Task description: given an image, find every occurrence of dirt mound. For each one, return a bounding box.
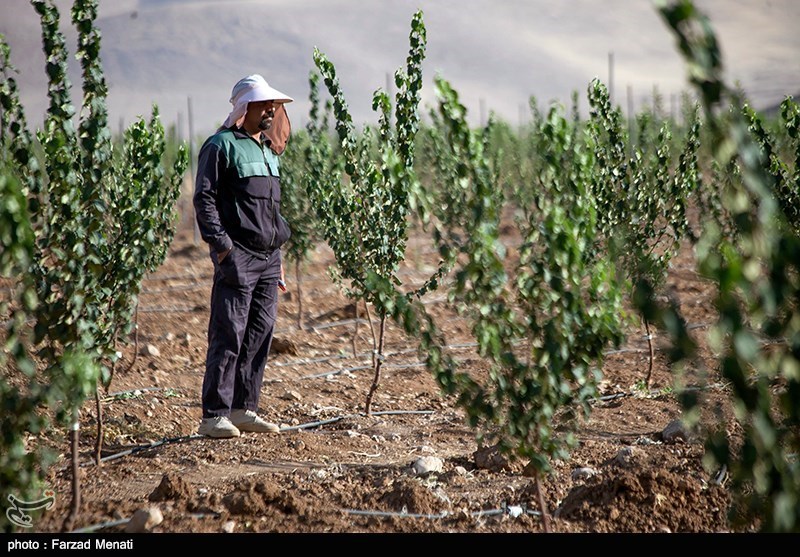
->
[556,467,730,532]
[149,473,193,502]
[222,480,293,515]
[380,477,448,515]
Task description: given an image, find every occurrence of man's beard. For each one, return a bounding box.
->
[258,117,272,130]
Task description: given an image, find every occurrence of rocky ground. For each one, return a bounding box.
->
[15,212,750,535]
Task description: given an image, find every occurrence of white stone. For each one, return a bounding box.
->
[124,507,163,533]
[140,344,160,357]
[571,467,599,481]
[221,521,236,533]
[412,456,444,475]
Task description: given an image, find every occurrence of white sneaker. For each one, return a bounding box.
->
[198,416,241,438]
[230,409,280,433]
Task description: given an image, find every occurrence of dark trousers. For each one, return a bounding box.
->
[201,247,279,418]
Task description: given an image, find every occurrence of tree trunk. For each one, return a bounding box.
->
[295,259,304,330]
[124,302,140,375]
[535,472,552,533]
[62,421,81,532]
[364,314,386,415]
[351,301,359,357]
[93,389,103,466]
[364,300,377,370]
[644,317,654,388]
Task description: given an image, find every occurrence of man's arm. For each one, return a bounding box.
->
[193,142,233,257]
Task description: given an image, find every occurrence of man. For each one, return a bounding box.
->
[193,74,293,438]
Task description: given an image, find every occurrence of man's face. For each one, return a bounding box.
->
[245,100,277,131]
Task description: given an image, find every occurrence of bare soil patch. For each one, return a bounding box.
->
[24,213,748,534]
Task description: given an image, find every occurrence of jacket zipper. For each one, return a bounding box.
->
[262,142,278,248]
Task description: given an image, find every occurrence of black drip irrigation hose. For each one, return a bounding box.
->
[279,410,434,432]
[343,501,541,520]
[71,512,223,534]
[139,305,206,314]
[587,381,728,406]
[70,518,130,534]
[274,353,351,367]
[301,364,373,380]
[140,284,207,295]
[103,386,182,401]
[143,272,210,282]
[310,318,370,331]
[604,348,647,356]
[301,361,428,380]
[87,410,435,462]
[278,416,348,433]
[592,392,630,403]
[276,342,478,371]
[344,509,450,520]
[87,433,203,465]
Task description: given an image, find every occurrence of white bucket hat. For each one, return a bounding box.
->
[222,74,294,154]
